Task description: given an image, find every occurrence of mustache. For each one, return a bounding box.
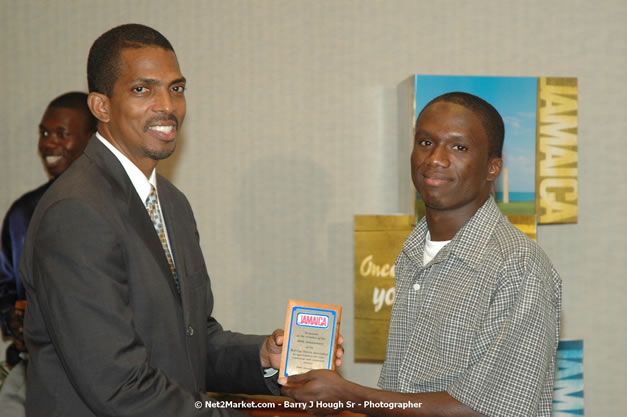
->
[143,114,179,131]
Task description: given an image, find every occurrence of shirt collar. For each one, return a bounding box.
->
[436,198,501,271]
[403,198,501,271]
[96,132,157,203]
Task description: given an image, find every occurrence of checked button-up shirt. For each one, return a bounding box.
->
[379,198,561,417]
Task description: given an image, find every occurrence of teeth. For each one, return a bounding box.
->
[150,126,174,134]
[46,155,62,164]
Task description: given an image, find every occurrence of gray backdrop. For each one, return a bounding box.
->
[1,1,624,415]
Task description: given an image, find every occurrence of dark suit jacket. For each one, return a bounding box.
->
[0,180,52,335]
[21,137,273,417]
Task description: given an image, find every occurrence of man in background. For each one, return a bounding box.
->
[0,91,95,413]
[282,92,561,417]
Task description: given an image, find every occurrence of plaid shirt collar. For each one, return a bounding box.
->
[403,197,501,271]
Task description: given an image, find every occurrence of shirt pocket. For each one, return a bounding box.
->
[434,313,476,369]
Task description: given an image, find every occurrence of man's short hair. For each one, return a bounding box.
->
[418,92,505,158]
[87,23,174,97]
[48,91,97,133]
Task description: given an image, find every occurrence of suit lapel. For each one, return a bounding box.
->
[84,138,181,300]
[128,192,181,300]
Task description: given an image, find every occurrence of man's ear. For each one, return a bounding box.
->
[486,157,503,182]
[87,92,110,123]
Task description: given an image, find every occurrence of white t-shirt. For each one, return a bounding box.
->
[423,231,451,266]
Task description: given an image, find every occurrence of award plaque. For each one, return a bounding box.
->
[279,299,342,377]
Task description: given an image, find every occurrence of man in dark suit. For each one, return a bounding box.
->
[20,24,286,417]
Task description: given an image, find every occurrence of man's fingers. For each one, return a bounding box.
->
[271,329,284,348]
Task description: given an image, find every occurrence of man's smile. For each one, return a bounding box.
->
[420,172,453,186]
[44,154,64,165]
[147,124,177,140]
[145,115,179,141]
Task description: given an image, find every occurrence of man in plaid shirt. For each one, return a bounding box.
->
[282,92,561,417]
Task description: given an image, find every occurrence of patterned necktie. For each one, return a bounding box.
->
[145,186,180,292]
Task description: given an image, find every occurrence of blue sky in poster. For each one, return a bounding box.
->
[414,75,537,195]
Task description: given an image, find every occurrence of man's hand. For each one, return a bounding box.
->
[7,306,26,352]
[281,371,486,417]
[334,334,344,368]
[280,369,349,416]
[260,329,284,369]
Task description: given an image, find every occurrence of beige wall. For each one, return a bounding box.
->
[2,0,625,414]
